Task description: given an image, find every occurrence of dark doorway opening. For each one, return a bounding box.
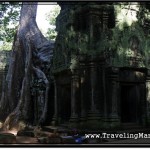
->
[60,84,71,124]
[121,84,139,123]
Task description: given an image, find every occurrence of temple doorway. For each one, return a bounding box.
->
[60,84,71,124]
[120,84,140,123]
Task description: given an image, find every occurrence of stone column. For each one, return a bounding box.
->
[146,70,150,125]
[88,11,102,49]
[140,83,146,126]
[110,81,119,118]
[89,61,98,112]
[102,66,108,126]
[87,59,101,129]
[51,79,59,126]
[79,60,87,127]
[108,67,120,128]
[69,69,79,127]
[98,60,105,118]
[89,15,94,48]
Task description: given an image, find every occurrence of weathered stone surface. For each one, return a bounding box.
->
[16,136,38,144]
[17,130,35,137]
[42,126,69,136]
[35,131,57,138]
[37,137,48,143]
[41,126,58,133]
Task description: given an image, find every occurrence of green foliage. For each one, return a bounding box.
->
[0,50,11,68]
[53,2,150,70]
[45,5,60,26]
[45,5,60,41]
[0,2,21,50]
[137,2,150,27]
[94,31,110,54]
[70,55,79,71]
[0,42,12,51]
[68,29,88,54]
[104,3,150,68]
[46,27,57,40]
[110,22,150,68]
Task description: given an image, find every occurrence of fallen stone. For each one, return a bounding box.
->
[0,133,16,144]
[41,126,58,133]
[16,136,38,144]
[17,130,35,137]
[35,130,56,138]
[37,137,48,143]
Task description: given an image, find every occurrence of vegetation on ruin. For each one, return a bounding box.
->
[0,2,149,132]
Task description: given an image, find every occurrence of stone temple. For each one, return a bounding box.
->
[1,2,150,131]
[50,2,150,130]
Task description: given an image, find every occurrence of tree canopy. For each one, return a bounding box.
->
[0,2,21,50]
[45,5,60,41]
[0,3,60,50]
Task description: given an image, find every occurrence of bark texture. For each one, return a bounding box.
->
[0,2,53,130]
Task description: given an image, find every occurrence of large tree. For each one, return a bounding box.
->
[0,2,53,130]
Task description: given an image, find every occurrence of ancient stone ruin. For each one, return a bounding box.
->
[1,2,150,132]
[51,2,150,130]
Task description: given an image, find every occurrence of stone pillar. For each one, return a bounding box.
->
[146,70,150,125]
[105,67,120,128]
[69,69,79,127]
[98,60,106,119]
[111,81,119,118]
[89,61,98,112]
[140,83,147,126]
[51,79,59,126]
[102,66,108,125]
[88,11,102,49]
[89,15,94,48]
[87,59,101,129]
[79,59,87,127]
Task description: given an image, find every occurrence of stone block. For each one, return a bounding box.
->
[17,130,35,137]
[0,133,16,144]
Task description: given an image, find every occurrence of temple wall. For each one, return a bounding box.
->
[0,50,11,98]
[51,2,150,129]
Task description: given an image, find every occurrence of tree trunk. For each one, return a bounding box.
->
[0,2,53,130]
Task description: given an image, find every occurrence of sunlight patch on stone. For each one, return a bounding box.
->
[116,3,139,28]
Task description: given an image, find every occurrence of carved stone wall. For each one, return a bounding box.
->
[0,50,11,98]
[51,2,150,129]
[53,3,115,73]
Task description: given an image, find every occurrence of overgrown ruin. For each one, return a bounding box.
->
[51,2,150,129]
[0,2,150,132]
